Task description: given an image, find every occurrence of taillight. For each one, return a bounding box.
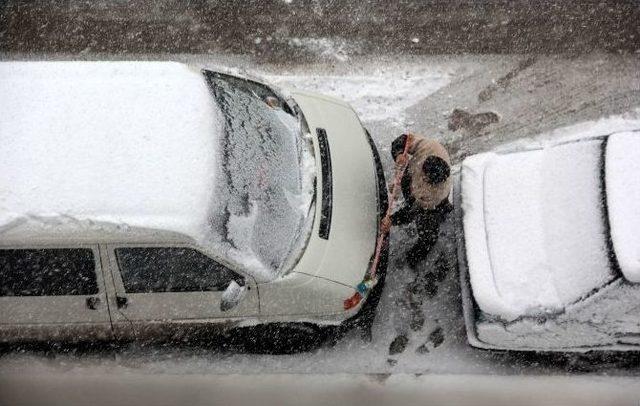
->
[343,292,362,310]
[343,277,377,310]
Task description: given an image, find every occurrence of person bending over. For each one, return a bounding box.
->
[382,133,453,268]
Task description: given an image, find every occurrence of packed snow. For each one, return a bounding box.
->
[494,108,640,153]
[461,139,614,321]
[605,131,640,283]
[264,67,452,124]
[0,61,222,245]
[477,278,640,350]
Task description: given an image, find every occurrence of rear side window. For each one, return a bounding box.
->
[0,249,98,296]
[115,247,240,293]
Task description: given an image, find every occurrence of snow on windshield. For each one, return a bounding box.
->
[205,72,315,281]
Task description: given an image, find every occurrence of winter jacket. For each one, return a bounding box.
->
[391,134,452,211]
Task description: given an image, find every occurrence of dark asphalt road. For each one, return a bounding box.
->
[1,0,639,61]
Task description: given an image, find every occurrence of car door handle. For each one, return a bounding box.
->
[86,296,101,310]
[116,295,128,309]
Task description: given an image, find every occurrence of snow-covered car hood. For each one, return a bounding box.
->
[605,132,640,283]
[460,138,616,321]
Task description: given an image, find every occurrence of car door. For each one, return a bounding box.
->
[104,244,259,342]
[0,245,112,343]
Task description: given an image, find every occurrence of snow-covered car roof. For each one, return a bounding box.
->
[0,62,223,247]
[460,138,618,321]
[605,132,640,283]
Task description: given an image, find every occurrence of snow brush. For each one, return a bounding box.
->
[344,134,414,310]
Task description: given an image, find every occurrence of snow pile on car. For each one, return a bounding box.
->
[461,139,615,321]
[605,131,640,282]
[0,61,223,246]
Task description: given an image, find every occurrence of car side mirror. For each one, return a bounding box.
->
[220,279,247,312]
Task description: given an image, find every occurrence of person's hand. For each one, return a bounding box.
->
[380,216,392,234]
[394,152,403,164]
[395,153,409,166]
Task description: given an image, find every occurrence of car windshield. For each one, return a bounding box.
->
[204,71,316,280]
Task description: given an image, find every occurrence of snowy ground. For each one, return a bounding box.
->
[1,52,640,379]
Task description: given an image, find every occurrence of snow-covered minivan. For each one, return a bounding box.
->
[0,62,388,347]
[455,131,640,351]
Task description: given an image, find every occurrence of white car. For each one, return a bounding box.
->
[455,131,640,351]
[0,62,388,348]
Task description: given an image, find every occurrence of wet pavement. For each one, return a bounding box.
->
[1,0,639,62]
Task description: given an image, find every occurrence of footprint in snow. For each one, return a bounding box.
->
[416,326,445,355]
[388,334,409,356]
[429,326,445,347]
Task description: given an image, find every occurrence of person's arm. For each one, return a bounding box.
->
[392,133,428,160]
[391,134,409,162]
[390,160,416,226]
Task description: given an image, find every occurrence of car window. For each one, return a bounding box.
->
[0,248,98,296]
[114,247,241,293]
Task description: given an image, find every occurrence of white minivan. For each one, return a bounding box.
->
[0,62,388,348]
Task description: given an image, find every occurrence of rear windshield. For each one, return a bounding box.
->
[204,72,315,278]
